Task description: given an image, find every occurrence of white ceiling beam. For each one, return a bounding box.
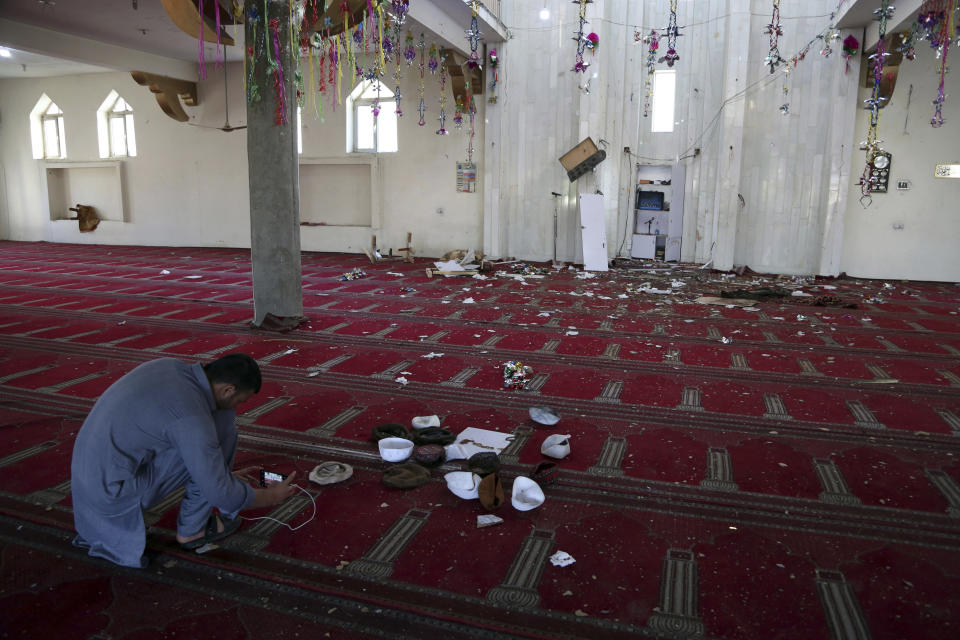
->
[0,18,196,81]
[408,0,508,58]
[836,0,924,51]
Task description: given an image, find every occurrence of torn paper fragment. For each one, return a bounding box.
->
[394,376,409,385]
[550,551,576,567]
[565,330,579,336]
[387,271,404,276]
[791,290,813,297]
[462,297,475,304]
[477,514,504,528]
[421,352,444,359]
[160,269,171,275]
[184,275,202,279]
[433,259,464,271]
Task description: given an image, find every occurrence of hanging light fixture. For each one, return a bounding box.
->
[539,2,550,21]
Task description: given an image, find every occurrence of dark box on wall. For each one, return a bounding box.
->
[559,137,607,181]
[636,189,664,211]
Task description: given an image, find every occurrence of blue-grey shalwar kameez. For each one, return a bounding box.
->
[71,358,254,568]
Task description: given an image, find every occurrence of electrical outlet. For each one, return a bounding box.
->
[892,222,904,230]
[436,207,444,215]
[896,180,910,190]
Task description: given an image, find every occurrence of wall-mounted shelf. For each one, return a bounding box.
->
[40,160,125,224]
[631,164,685,261]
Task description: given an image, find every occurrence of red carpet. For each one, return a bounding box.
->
[1,240,959,639]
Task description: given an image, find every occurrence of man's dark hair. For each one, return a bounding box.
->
[203,353,262,393]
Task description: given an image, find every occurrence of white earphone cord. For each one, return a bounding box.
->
[240,484,317,531]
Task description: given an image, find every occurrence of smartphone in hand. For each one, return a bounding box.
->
[259,469,288,487]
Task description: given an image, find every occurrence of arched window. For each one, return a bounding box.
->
[29,94,66,159]
[347,80,398,153]
[97,91,137,158]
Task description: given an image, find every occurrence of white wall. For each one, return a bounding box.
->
[840,43,960,281]
[0,53,484,258]
[0,68,251,247]
[2,1,958,281]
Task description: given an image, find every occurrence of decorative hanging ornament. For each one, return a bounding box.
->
[437,49,448,135]
[465,80,476,162]
[454,95,464,129]
[417,32,426,126]
[268,18,288,126]
[858,0,894,204]
[842,34,860,73]
[572,0,592,73]
[466,1,483,69]
[586,33,599,51]
[763,0,785,73]
[488,47,499,104]
[923,0,953,127]
[643,30,660,118]
[658,0,681,67]
[404,30,416,65]
[818,28,840,57]
[428,44,439,73]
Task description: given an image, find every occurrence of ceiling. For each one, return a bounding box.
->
[0,0,506,79]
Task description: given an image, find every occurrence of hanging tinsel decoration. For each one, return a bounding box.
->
[331,34,341,106]
[197,0,207,79]
[818,26,840,58]
[454,95,464,129]
[488,47,499,104]
[404,30,416,65]
[572,0,591,73]
[918,0,954,127]
[465,80,476,162]
[859,0,894,202]
[437,50,448,135]
[658,0,681,67]
[246,5,262,104]
[417,32,427,126]
[466,1,483,69]
[269,18,288,125]
[898,29,917,61]
[764,0,785,73]
[842,34,859,73]
[642,30,660,118]
[214,0,223,68]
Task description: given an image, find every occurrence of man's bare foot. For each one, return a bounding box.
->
[176,513,225,544]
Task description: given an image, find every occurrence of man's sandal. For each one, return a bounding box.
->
[180,513,242,550]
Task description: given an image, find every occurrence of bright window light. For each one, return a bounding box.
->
[347,80,398,153]
[0,48,12,58]
[651,69,676,133]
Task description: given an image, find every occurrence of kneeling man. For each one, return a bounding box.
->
[71,353,295,568]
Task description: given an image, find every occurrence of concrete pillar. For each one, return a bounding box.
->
[245,0,304,328]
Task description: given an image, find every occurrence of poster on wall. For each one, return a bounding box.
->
[457,162,477,193]
[934,163,960,178]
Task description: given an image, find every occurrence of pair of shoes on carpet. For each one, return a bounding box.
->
[180,513,242,550]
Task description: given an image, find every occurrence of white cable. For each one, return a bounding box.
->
[240,483,317,531]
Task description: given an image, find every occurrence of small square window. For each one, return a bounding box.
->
[651,70,677,133]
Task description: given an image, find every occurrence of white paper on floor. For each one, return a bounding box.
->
[452,427,514,458]
[550,551,576,567]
